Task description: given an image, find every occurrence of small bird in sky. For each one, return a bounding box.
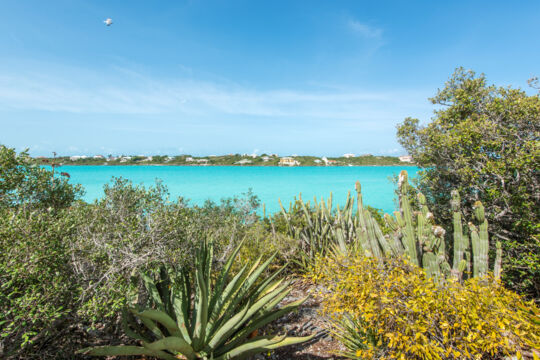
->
[104,18,113,26]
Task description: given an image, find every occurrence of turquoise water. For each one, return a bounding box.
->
[56,166,418,214]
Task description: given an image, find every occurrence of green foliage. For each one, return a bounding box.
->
[396,68,540,298]
[0,145,83,211]
[80,240,312,359]
[70,178,267,321]
[0,208,80,356]
[310,253,540,359]
[0,170,282,356]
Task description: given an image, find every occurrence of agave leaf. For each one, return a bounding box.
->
[214,335,286,360]
[130,307,164,339]
[207,300,251,349]
[207,283,290,350]
[171,283,191,342]
[208,238,246,317]
[229,253,277,307]
[217,334,315,360]
[249,263,287,300]
[121,308,148,342]
[144,336,196,359]
[192,252,209,350]
[133,309,182,337]
[220,295,308,354]
[78,345,178,360]
[263,334,315,350]
[207,263,249,333]
[141,272,166,312]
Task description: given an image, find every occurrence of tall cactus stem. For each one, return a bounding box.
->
[398,171,419,266]
[451,190,467,276]
[494,241,502,280]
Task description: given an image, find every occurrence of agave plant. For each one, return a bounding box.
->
[79,240,312,359]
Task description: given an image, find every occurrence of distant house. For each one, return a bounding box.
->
[399,155,413,163]
[261,156,271,162]
[196,159,209,164]
[314,159,322,164]
[279,157,300,166]
[70,156,81,161]
[321,156,336,165]
[120,156,132,163]
[93,155,104,159]
[235,159,252,165]
[185,157,194,162]
[141,156,153,162]
[343,153,355,158]
[165,156,174,162]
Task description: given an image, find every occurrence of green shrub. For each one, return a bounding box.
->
[0,145,83,211]
[0,208,80,356]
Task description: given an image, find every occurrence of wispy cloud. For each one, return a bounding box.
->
[0,65,428,125]
[347,20,383,40]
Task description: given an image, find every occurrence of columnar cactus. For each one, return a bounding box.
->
[279,170,502,281]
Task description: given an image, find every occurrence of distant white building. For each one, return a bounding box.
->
[93,155,104,159]
[279,157,300,166]
[261,156,271,162]
[196,159,209,164]
[141,156,153,162]
[399,155,413,163]
[165,156,174,162]
[343,153,355,158]
[185,157,194,162]
[235,159,252,165]
[314,159,322,164]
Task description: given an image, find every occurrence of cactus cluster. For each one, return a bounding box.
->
[280,170,502,281]
[79,240,312,359]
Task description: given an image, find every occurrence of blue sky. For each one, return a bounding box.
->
[1,0,539,156]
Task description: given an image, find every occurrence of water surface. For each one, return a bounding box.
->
[58,166,419,214]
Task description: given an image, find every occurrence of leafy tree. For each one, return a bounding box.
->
[0,145,83,211]
[397,68,539,299]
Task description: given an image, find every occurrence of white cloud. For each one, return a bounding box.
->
[0,66,429,125]
[348,20,383,39]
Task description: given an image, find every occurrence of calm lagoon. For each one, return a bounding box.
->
[58,165,419,214]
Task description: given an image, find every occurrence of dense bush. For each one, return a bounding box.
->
[0,208,80,357]
[396,68,540,298]
[310,254,540,359]
[0,145,83,211]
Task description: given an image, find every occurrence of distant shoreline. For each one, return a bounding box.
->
[36,154,416,167]
[48,163,418,168]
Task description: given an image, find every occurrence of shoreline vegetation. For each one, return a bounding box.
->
[34,153,416,167]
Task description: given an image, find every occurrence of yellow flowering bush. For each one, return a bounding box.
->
[309,254,540,359]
